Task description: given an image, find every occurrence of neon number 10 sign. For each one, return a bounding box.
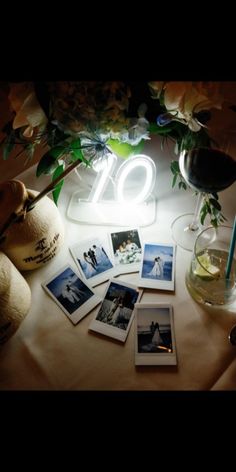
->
[68,153,157,226]
[88,154,156,205]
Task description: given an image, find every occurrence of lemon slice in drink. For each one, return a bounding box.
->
[194,253,220,280]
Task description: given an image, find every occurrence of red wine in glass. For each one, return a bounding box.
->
[171,147,236,251]
[179,147,236,193]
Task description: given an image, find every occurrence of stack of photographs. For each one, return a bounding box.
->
[70,228,143,284]
[41,228,178,360]
[69,231,176,293]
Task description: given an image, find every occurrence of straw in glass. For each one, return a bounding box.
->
[225,216,236,279]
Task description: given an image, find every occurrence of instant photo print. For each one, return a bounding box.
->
[89,278,143,342]
[109,228,142,276]
[134,303,177,365]
[70,236,114,287]
[42,265,102,325]
[138,242,176,290]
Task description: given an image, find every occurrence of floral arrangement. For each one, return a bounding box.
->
[1,81,236,226]
[147,81,236,226]
[1,81,149,204]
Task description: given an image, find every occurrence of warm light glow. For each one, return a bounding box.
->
[115,154,156,204]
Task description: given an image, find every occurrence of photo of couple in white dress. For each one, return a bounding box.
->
[71,237,113,281]
[137,307,173,353]
[95,281,139,330]
[141,244,174,281]
[45,267,94,314]
[111,229,142,265]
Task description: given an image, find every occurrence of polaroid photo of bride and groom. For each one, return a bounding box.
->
[89,278,143,342]
[70,236,114,287]
[69,228,144,286]
[138,242,176,291]
[42,265,101,325]
[134,303,177,365]
[70,230,175,291]
[108,230,176,291]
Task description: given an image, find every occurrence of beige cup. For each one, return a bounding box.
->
[0,251,31,344]
[0,180,64,270]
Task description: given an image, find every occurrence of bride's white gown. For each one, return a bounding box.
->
[62,286,80,303]
[111,305,121,324]
[148,260,161,277]
[152,327,162,346]
[84,256,97,277]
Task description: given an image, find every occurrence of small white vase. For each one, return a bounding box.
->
[0,251,31,344]
[0,180,64,270]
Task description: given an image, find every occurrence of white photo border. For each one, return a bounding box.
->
[69,235,115,287]
[134,303,177,365]
[89,278,143,342]
[42,264,102,325]
[108,227,143,276]
[138,242,176,291]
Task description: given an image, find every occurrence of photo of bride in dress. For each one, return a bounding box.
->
[43,266,94,314]
[70,237,114,286]
[42,265,101,325]
[135,303,177,365]
[138,242,176,291]
[93,280,140,331]
[148,256,164,278]
[136,306,173,353]
[143,245,172,280]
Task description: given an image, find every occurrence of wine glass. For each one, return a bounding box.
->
[171,132,236,251]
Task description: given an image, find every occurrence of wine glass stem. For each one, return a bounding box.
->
[189,193,204,231]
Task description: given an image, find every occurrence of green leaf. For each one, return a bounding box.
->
[209,198,221,211]
[172,174,178,188]
[200,206,208,225]
[107,138,144,158]
[70,148,85,162]
[36,146,66,177]
[178,181,187,190]
[220,214,227,221]
[24,143,36,163]
[52,164,65,205]
[170,160,179,174]
[69,138,83,159]
[70,138,81,149]
[3,140,15,160]
[148,123,160,134]
[148,122,174,134]
[211,218,218,228]
[49,145,67,159]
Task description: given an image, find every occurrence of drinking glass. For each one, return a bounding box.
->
[171,131,236,251]
[185,225,236,306]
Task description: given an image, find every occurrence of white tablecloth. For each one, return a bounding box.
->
[0,136,236,390]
